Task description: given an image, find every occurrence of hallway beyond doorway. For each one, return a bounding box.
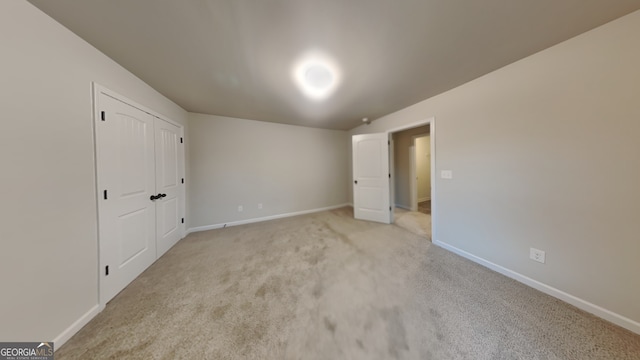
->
[418,200,431,215]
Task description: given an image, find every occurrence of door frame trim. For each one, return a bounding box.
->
[92,84,184,128]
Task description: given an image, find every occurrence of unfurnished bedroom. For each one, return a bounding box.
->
[2,1,640,359]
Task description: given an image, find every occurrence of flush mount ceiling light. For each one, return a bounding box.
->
[304,65,333,90]
[293,52,341,101]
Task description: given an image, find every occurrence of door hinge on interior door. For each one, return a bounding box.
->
[180,137,183,144]
[105,266,109,276]
[103,190,108,200]
[101,111,106,121]
[181,218,184,224]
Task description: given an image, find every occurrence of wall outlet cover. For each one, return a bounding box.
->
[529,248,546,263]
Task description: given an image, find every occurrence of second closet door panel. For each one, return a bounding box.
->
[154,118,181,257]
[98,94,157,304]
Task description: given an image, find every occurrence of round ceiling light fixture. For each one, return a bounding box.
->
[292,51,341,101]
[304,65,333,91]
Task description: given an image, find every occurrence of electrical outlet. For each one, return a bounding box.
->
[441,170,453,179]
[258,203,263,209]
[237,205,243,212]
[529,248,545,263]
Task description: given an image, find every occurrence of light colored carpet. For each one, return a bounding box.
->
[56,207,640,359]
[394,207,431,239]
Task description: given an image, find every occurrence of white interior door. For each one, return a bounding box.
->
[154,118,182,257]
[96,94,157,304]
[352,133,391,224]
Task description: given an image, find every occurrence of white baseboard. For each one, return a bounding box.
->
[53,304,100,350]
[188,203,350,234]
[433,240,640,335]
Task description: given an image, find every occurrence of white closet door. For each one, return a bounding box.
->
[96,94,157,304]
[154,118,182,257]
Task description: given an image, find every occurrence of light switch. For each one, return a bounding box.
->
[441,170,453,179]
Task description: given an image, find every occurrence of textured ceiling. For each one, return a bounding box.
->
[27,0,640,130]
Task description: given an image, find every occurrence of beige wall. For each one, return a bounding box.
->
[188,113,349,229]
[350,11,640,329]
[0,1,187,342]
[392,126,428,209]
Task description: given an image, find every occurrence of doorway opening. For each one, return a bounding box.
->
[351,117,434,239]
[389,119,434,240]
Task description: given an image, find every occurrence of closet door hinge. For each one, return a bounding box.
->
[105,266,109,276]
[180,137,183,144]
[101,111,106,121]
[181,178,184,184]
[181,218,185,224]
[103,190,108,200]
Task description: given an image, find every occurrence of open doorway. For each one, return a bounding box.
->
[388,120,434,240]
[351,118,434,239]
